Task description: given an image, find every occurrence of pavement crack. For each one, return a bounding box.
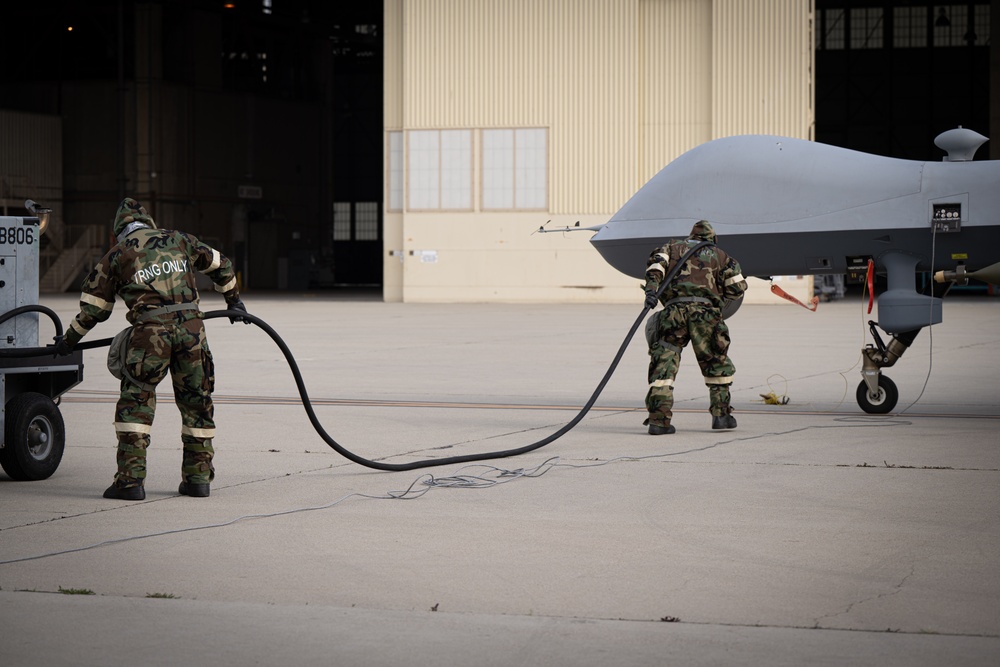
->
[813,563,917,628]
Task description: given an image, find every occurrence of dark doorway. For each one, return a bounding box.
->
[815,2,992,160]
[0,1,386,294]
[248,219,280,290]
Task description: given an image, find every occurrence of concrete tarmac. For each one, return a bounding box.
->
[1,292,998,666]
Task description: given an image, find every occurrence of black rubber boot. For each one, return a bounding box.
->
[103,483,145,501]
[648,423,676,435]
[178,481,210,497]
[712,414,737,430]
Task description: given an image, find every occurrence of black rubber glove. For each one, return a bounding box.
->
[644,290,659,309]
[228,301,251,325]
[51,336,72,356]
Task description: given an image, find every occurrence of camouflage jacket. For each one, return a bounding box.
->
[65,228,241,347]
[643,239,747,309]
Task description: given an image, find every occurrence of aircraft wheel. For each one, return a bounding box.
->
[856,376,898,415]
[0,392,65,481]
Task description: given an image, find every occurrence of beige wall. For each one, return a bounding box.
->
[384,0,814,303]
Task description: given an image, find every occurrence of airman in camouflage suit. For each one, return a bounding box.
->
[61,198,248,500]
[642,221,747,434]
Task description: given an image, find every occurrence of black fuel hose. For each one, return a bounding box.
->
[0,310,112,357]
[0,304,64,337]
[206,306,631,471]
[0,241,709,471]
[201,239,710,472]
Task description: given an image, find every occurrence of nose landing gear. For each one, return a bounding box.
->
[857,322,919,414]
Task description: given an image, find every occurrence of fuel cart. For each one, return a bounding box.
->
[0,205,84,480]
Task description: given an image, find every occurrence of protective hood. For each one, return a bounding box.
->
[112,197,157,240]
[688,220,716,243]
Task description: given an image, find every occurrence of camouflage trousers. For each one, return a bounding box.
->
[645,304,735,426]
[113,316,216,486]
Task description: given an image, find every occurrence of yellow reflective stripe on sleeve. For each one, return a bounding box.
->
[649,379,674,388]
[206,249,222,272]
[115,422,152,435]
[704,375,734,385]
[70,319,88,336]
[80,293,113,311]
[647,262,666,276]
[724,273,745,286]
[215,277,237,293]
[181,426,216,439]
[654,253,670,264]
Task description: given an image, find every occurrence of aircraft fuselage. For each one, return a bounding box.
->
[591,135,1000,280]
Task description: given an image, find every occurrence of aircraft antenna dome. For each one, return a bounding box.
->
[934,127,988,161]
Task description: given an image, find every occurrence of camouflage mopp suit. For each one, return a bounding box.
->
[643,221,747,433]
[62,198,247,498]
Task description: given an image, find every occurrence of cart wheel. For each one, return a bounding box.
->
[855,375,899,415]
[1,392,66,481]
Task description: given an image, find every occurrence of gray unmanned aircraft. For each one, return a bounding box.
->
[545,127,1000,413]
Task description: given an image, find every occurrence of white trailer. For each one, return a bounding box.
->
[0,206,84,480]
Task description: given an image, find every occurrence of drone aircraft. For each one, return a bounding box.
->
[555,128,1000,413]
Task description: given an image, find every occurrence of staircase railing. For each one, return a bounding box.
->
[40,225,106,294]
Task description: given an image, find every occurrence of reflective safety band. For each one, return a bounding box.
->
[653,252,670,264]
[207,249,222,272]
[703,375,734,386]
[646,262,666,277]
[115,421,152,435]
[215,277,237,293]
[80,292,113,311]
[649,378,674,388]
[182,425,216,439]
[724,273,745,286]
[70,319,88,336]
